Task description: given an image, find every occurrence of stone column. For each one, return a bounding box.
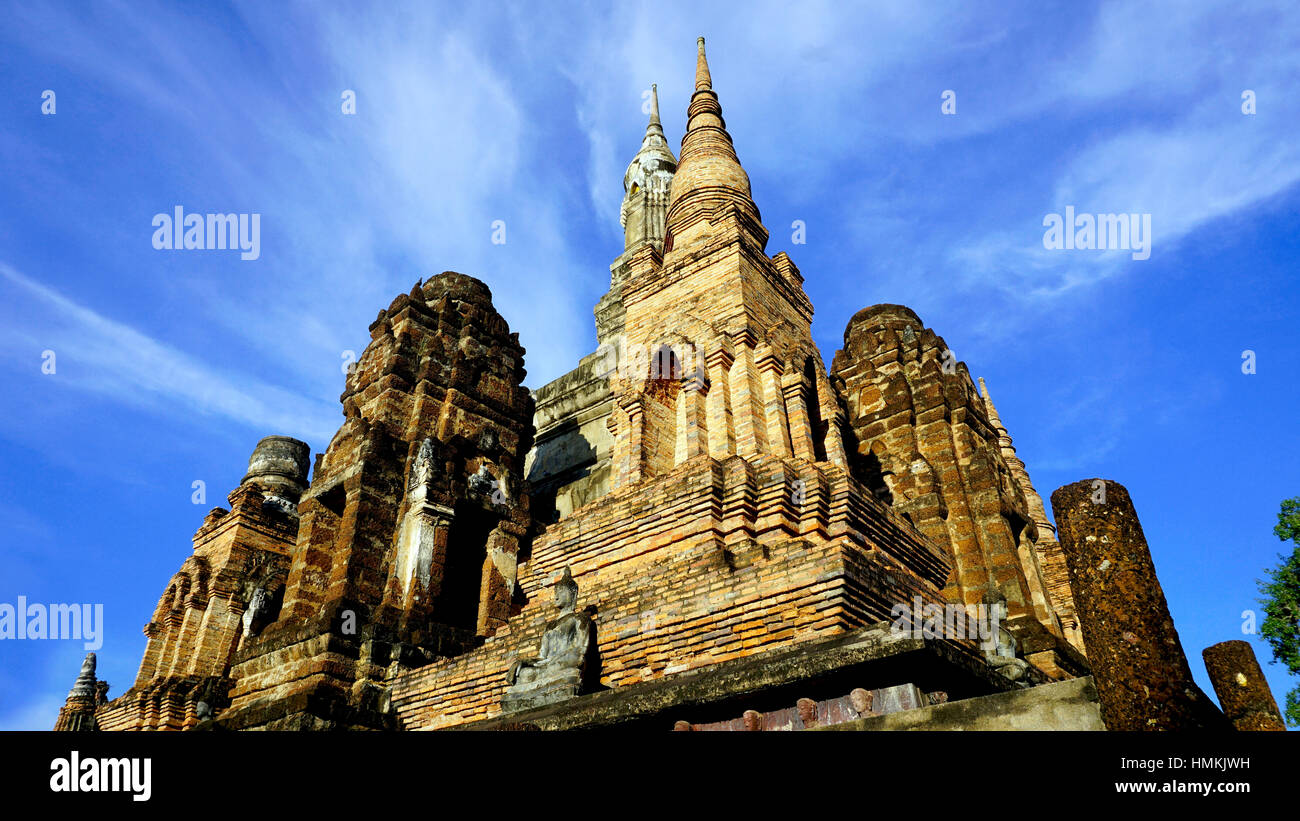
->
[1051,479,1225,730]
[412,506,455,611]
[705,347,736,457]
[783,372,815,462]
[728,330,769,458]
[816,372,849,467]
[478,530,516,635]
[756,347,793,458]
[615,394,645,487]
[145,692,162,730]
[1202,640,1287,731]
[678,373,709,461]
[136,620,165,686]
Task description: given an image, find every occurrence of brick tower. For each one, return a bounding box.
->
[94,436,308,730]
[388,38,997,730]
[607,37,849,488]
[829,306,1086,677]
[214,273,535,729]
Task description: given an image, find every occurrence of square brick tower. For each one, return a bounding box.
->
[216,274,536,729]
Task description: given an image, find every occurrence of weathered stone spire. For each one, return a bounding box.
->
[979,377,1084,653]
[664,37,764,248]
[70,652,97,696]
[638,83,668,155]
[620,83,677,252]
[978,378,1009,445]
[53,652,100,731]
[979,379,1051,538]
[219,272,536,730]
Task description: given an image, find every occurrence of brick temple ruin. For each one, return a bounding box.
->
[56,38,1282,732]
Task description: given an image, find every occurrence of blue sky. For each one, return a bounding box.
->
[1,0,1297,729]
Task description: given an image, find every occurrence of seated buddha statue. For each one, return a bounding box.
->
[502,567,595,711]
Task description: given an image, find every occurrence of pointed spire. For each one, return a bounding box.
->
[54,652,100,731]
[695,37,712,91]
[70,652,97,697]
[666,37,764,245]
[979,377,1013,452]
[620,82,677,250]
[978,378,1004,428]
[638,83,668,151]
[624,81,676,179]
[980,377,1057,540]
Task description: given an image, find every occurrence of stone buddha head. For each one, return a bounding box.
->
[555,567,579,614]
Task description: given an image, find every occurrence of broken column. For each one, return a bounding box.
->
[1202,640,1287,731]
[242,435,311,515]
[1051,479,1225,730]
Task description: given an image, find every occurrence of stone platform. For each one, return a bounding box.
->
[455,622,1038,731]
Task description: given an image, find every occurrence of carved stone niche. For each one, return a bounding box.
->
[241,584,284,638]
[391,438,456,615]
[501,567,595,713]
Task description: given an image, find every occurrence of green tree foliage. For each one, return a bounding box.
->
[1259,497,1300,726]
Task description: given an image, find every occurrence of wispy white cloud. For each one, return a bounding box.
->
[0,263,338,442]
[952,104,1300,302]
[7,1,600,398]
[940,1,1300,301]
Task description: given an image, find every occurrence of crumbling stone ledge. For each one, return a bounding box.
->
[817,676,1104,731]
[455,622,1029,731]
